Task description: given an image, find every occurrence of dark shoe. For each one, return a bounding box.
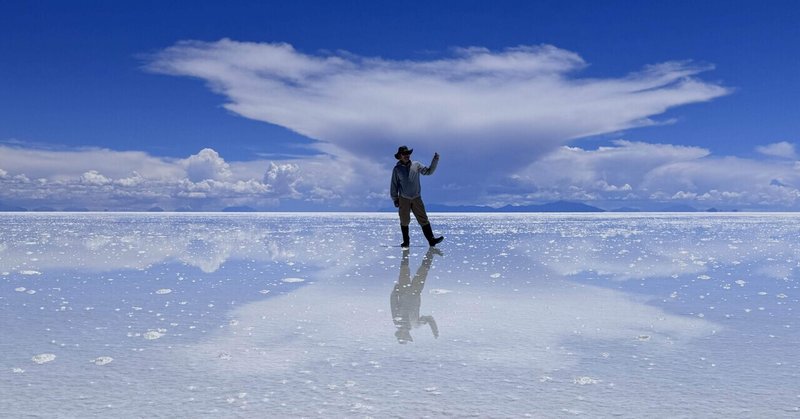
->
[421,224,444,247]
[400,225,410,248]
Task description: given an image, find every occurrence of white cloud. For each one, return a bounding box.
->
[5,138,800,210]
[117,171,145,187]
[183,148,232,182]
[263,162,301,198]
[0,145,182,181]
[508,140,710,205]
[147,39,730,188]
[13,174,31,183]
[80,170,112,185]
[516,140,709,190]
[756,141,797,159]
[510,140,800,209]
[0,144,387,210]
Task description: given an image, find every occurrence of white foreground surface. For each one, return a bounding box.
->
[1,213,798,417]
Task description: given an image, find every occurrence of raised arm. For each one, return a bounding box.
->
[419,152,439,175]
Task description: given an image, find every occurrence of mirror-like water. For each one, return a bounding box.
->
[1,213,797,417]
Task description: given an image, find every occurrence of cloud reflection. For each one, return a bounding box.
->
[180,245,717,379]
[8,213,774,417]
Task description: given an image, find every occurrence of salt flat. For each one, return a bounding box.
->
[1,213,798,417]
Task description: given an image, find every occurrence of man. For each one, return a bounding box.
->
[390,145,444,248]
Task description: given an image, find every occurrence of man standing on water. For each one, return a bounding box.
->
[390,145,444,248]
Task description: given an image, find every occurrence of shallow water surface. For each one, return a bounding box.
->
[1,213,798,417]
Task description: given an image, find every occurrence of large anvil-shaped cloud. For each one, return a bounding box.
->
[147,39,730,181]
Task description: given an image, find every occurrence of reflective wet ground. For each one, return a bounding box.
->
[1,213,798,417]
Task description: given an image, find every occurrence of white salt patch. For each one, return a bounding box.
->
[155,288,172,295]
[143,330,165,340]
[92,356,113,366]
[20,270,41,275]
[32,353,56,364]
[574,376,598,385]
[429,289,453,295]
[281,277,305,283]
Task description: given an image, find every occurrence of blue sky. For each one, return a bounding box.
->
[1,0,799,211]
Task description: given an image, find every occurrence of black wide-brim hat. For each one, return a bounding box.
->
[395,145,413,159]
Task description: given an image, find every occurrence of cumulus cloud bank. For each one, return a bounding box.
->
[146,40,730,184]
[512,141,800,209]
[3,140,800,210]
[0,145,385,210]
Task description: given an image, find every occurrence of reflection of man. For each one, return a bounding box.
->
[391,247,441,343]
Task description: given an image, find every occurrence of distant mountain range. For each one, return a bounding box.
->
[0,200,740,213]
[0,202,27,212]
[425,200,605,212]
[416,201,740,213]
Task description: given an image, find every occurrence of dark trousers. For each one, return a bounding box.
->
[398,196,430,227]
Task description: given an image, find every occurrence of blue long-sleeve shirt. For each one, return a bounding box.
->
[390,156,438,200]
